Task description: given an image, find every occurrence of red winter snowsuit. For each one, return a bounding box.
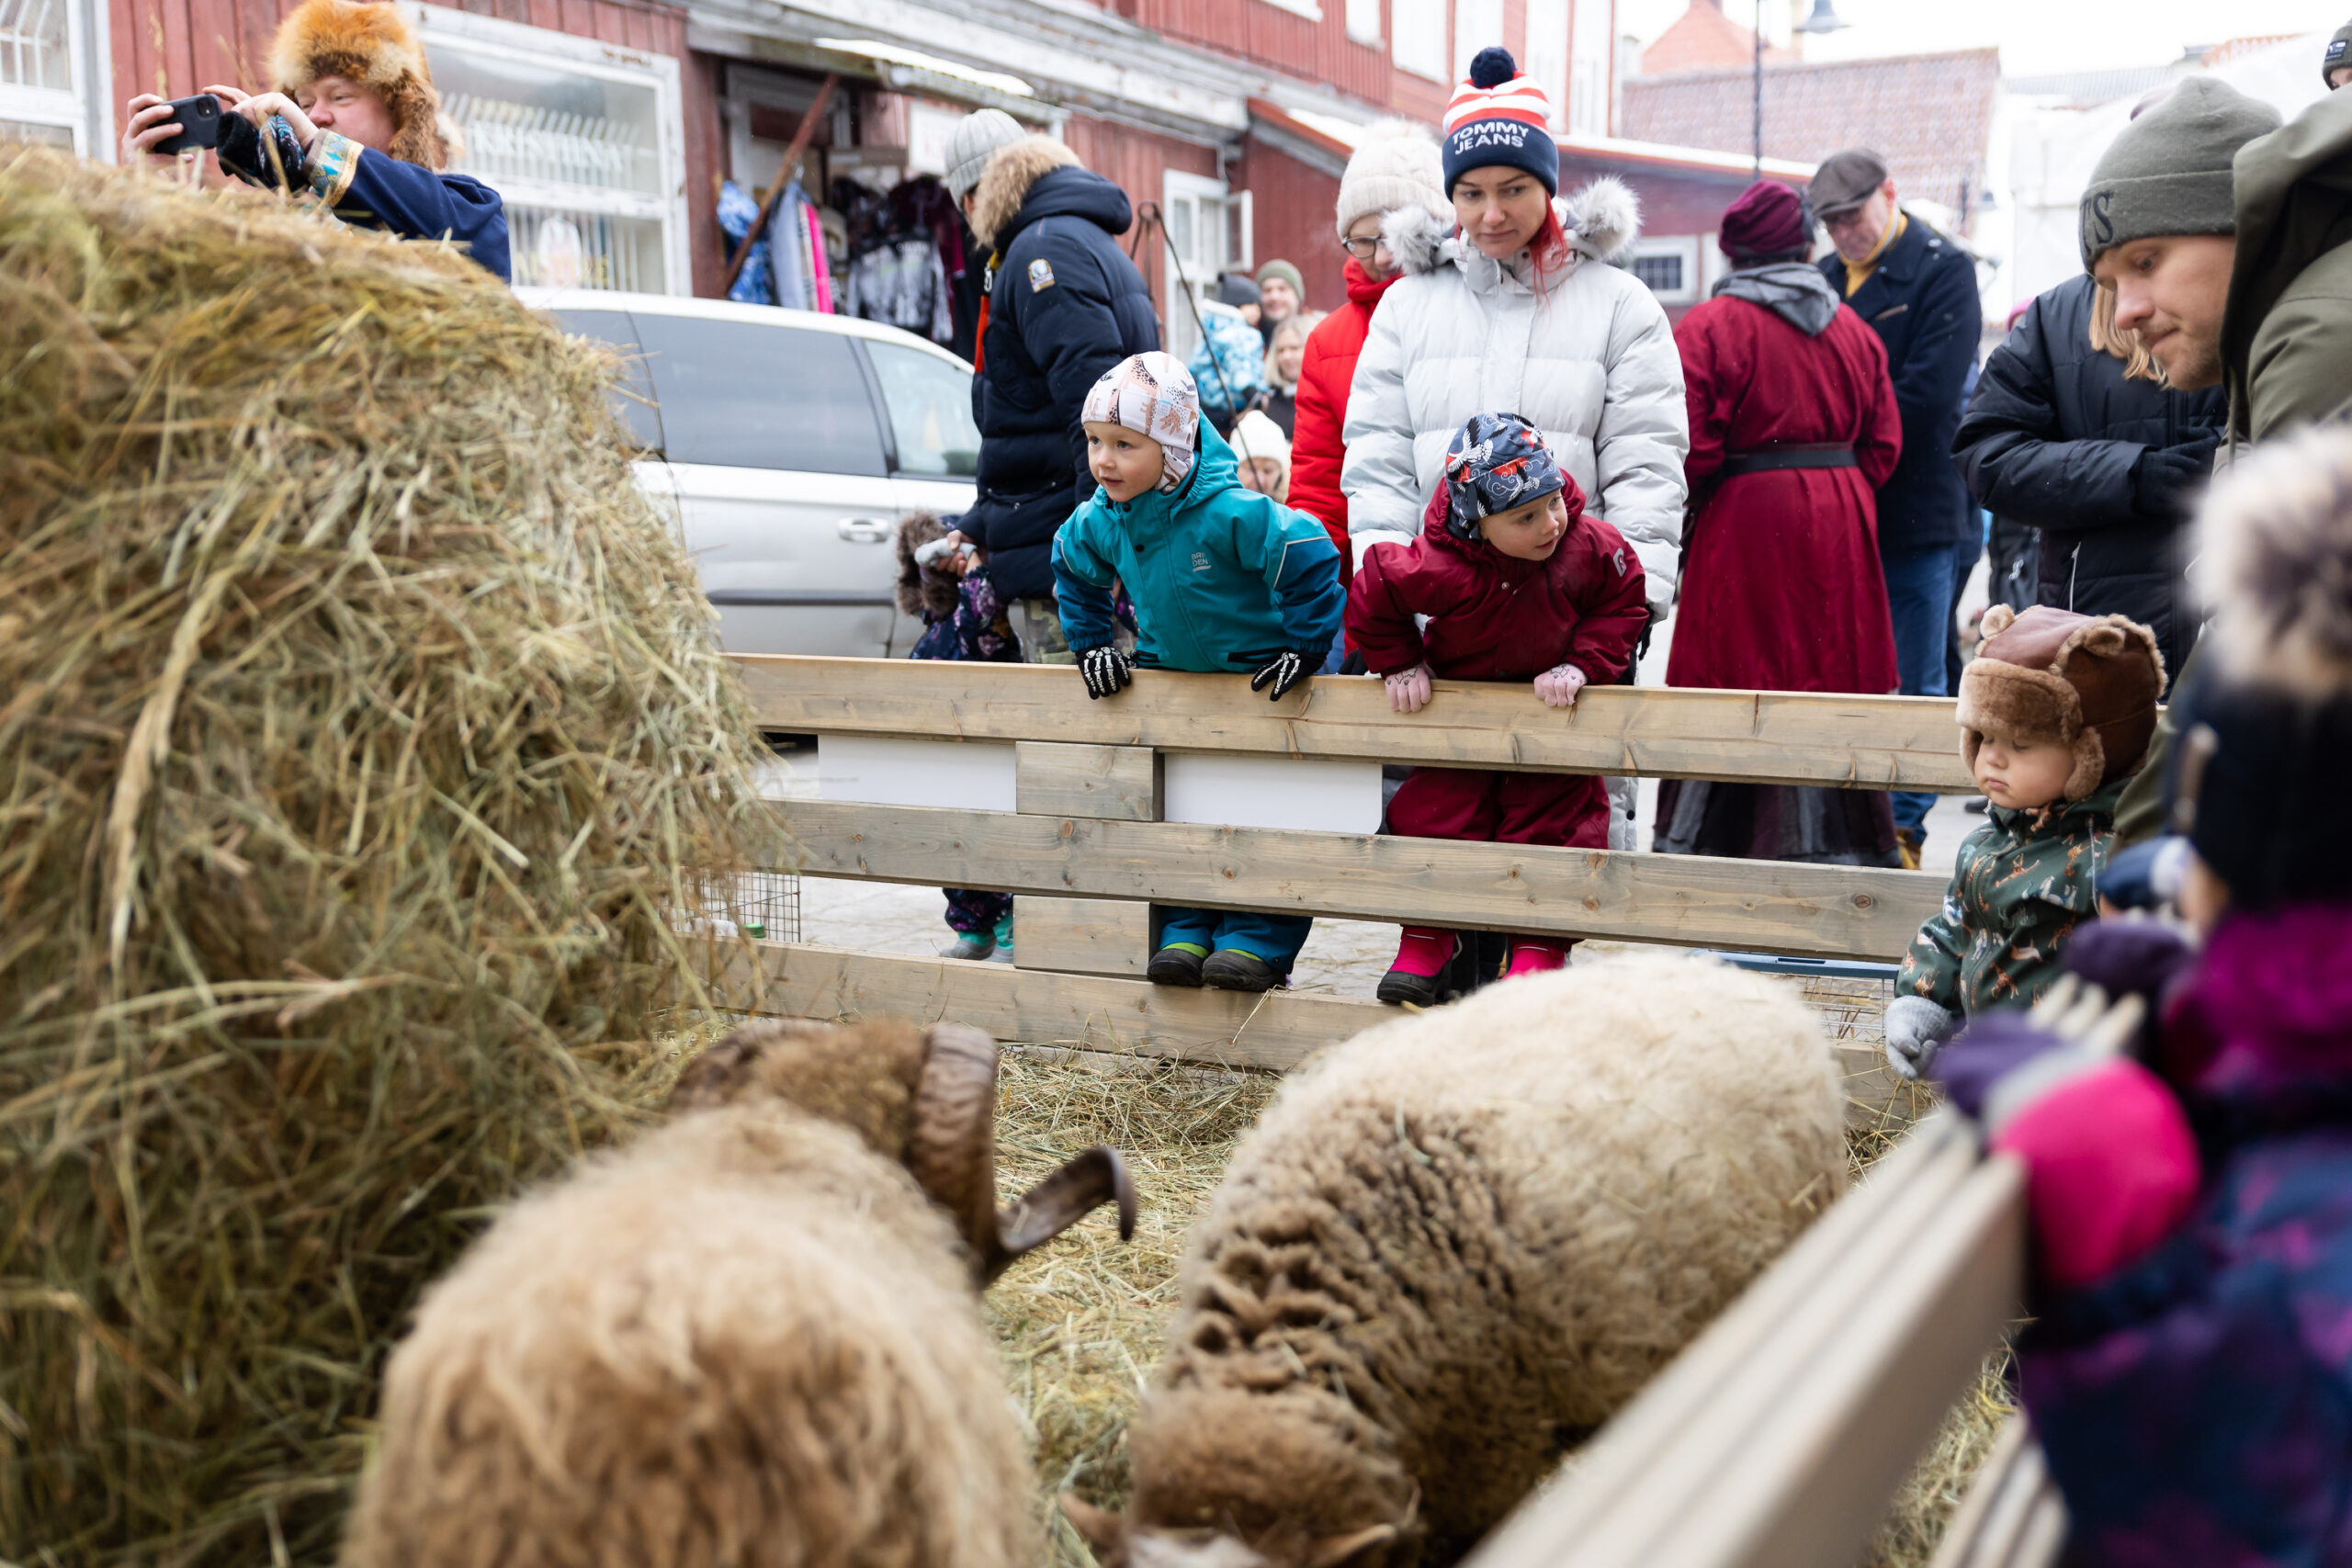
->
[1666,289,1903,693]
[1347,479,1648,849]
[1288,257,1403,579]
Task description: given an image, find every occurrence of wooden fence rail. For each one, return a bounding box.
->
[737,657,1979,791]
[723,655,2047,1560]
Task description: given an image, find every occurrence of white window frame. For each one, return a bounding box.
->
[1627,235,1702,304]
[1453,0,1504,84]
[1258,0,1324,20]
[1160,169,1251,364]
[1345,0,1383,46]
[0,0,111,155]
[1524,0,1569,130]
[1568,0,1614,137]
[1391,0,1447,81]
[403,1,691,296]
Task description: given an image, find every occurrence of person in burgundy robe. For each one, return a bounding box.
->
[1656,179,1906,864]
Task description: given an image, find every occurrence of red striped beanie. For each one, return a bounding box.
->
[1442,47,1558,197]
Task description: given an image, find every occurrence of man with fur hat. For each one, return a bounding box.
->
[933,133,1157,660]
[1883,604,2165,1079]
[120,0,509,280]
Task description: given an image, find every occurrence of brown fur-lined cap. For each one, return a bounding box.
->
[969,134,1080,252]
[269,0,456,169]
[1956,604,2165,801]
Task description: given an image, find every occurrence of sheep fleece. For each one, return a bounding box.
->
[1128,954,1848,1561]
[339,1106,1035,1568]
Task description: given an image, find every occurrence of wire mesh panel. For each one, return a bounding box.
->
[505,203,662,292]
[724,871,802,944]
[442,92,660,194]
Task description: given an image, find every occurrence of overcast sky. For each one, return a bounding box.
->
[1618,0,2344,76]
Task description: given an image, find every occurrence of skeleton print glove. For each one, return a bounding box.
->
[1078,645,1134,701]
[1248,650,1311,703]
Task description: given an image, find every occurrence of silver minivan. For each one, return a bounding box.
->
[520,288,981,657]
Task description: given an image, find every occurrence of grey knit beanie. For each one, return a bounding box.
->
[2078,78,2281,270]
[943,108,1024,203]
[2327,20,2352,85]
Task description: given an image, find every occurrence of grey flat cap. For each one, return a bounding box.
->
[1810,149,1889,217]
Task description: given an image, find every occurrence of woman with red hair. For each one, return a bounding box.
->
[1342,45,1689,849]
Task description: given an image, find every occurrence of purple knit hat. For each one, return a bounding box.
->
[1720,180,1813,258]
[1442,412,1566,541]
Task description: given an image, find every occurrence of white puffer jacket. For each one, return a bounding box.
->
[1340,177,1690,614]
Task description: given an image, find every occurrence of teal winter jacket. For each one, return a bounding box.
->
[1051,424,1343,673]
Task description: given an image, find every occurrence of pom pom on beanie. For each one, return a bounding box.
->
[1442,47,1559,197]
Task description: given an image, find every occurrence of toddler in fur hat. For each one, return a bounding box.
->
[1883,604,2165,1078]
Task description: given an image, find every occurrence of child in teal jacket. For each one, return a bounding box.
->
[1052,352,1343,993]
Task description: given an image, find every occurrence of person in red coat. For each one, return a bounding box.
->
[1349,413,1649,1005]
[1290,127,1453,586]
[1656,180,1906,865]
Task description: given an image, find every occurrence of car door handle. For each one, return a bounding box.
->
[837,517,892,544]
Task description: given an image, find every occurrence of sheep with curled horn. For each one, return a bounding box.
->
[339,1016,1135,1568]
[1063,953,1848,1568]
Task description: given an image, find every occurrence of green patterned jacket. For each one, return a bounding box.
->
[1896,773,2130,1018]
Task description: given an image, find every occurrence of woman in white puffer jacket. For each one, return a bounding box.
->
[1341,51,1690,626]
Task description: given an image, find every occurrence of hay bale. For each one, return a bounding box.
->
[0,146,786,1560]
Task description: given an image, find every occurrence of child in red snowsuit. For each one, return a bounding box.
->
[1347,411,1649,1005]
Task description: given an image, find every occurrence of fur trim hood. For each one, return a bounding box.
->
[270,0,458,169]
[1383,175,1643,278]
[1957,604,2165,802]
[2196,425,2352,699]
[968,134,1079,252]
[893,511,956,620]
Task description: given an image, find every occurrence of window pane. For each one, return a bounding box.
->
[551,309,663,453]
[1392,0,1447,80]
[865,341,979,478]
[1632,254,1684,293]
[635,315,888,475]
[1345,0,1381,44]
[428,49,663,198]
[0,118,74,146]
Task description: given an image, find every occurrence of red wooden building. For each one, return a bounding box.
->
[22,0,1634,348]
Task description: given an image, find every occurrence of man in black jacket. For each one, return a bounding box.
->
[1951,275,2223,683]
[1814,149,1983,863]
[941,131,1158,660]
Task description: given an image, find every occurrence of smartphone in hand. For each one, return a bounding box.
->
[153,94,222,156]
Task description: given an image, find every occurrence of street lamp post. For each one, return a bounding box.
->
[1756,0,1850,180]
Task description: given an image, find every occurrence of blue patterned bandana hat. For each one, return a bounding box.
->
[1442,412,1566,540]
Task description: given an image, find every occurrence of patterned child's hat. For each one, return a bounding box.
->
[1442,412,1566,541]
[1081,352,1200,494]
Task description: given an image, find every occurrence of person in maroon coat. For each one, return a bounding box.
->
[1655,180,1907,865]
[1349,413,1649,1005]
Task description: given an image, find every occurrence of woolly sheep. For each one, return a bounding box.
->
[1065,953,1848,1568]
[340,1017,1134,1568]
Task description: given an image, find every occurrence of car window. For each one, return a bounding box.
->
[632,315,888,476]
[864,341,981,479]
[552,309,662,455]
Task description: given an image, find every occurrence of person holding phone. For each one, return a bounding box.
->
[119,0,508,281]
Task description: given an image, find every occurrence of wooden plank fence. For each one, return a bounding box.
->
[727,655,2043,1562]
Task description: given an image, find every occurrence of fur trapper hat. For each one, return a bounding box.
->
[270,0,457,169]
[1957,604,2166,801]
[893,511,957,621]
[967,134,1079,252]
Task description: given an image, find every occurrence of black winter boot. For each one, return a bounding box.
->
[1202,949,1281,992]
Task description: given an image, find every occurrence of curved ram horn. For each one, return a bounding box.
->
[988,1145,1138,1283]
[906,1023,1139,1285]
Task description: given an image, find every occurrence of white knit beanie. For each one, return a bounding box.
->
[943,108,1025,202]
[1334,123,1451,240]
